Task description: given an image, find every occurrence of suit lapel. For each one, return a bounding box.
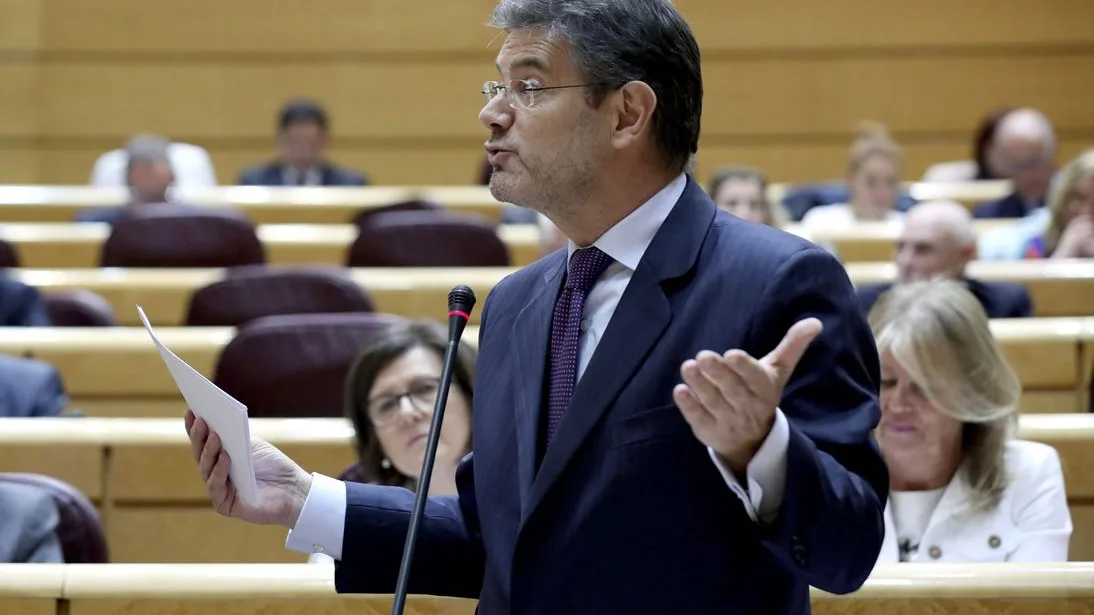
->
[522,177,717,525]
[510,253,567,513]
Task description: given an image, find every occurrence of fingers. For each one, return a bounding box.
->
[673,383,718,429]
[721,350,771,400]
[198,431,223,481]
[188,416,208,466]
[764,317,823,383]
[183,409,195,435]
[681,352,742,413]
[209,451,235,515]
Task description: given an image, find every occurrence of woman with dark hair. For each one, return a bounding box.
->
[310,320,476,564]
[973,107,1013,181]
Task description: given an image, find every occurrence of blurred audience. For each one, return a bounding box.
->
[238,99,368,187]
[90,140,216,188]
[857,200,1032,318]
[921,107,1012,182]
[75,134,176,226]
[707,166,785,226]
[0,355,69,417]
[801,122,904,227]
[974,109,1057,219]
[1023,148,1094,259]
[870,280,1071,563]
[0,277,51,327]
[0,482,64,563]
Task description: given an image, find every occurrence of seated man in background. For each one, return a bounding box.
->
[0,277,50,327]
[75,134,176,226]
[0,482,64,563]
[0,354,69,417]
[238,99,368,187]
[857,200,1033,318]
[974,109,1057,219]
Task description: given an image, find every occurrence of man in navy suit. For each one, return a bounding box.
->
[857,200,1033,319]
[973,109,1057,219]
[185,1,887,613]
[237,99,368,187]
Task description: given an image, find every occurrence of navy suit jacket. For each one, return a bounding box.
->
[973,192,1045,219]
[857,278,1033,319]
[0,278,51,327]
[0,355,68,417]
[237,162,368,186]
[334,178,888,614]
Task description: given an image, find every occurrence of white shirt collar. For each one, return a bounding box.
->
[566,173,687,271]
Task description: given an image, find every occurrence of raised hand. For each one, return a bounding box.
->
[673,318,823,473]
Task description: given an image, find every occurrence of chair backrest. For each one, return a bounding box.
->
[213,312,406,418]
[351,199,444,228]
[185,265,375,327]
[89,142,218,188]
[0,238,19,268]
[100,205,266,268]
[0,472,109,563]
[45,290,120,327]
[347,211,510,267]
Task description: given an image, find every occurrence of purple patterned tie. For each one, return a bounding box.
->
[546,246,614,444]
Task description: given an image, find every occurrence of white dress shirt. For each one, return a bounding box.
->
[288,173,790,560]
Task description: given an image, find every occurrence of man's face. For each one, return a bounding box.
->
[992,136,1054,201]
[894,212,969,283]
[277,121,327,171]
[127,160,173,205]
[479,28,610,213]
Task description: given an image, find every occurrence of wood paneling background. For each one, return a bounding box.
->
[2,0,1093,185]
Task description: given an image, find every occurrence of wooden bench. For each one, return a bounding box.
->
[0,414,1090,563]
[786,219,1016,262]
[9,260,1094,332]
[0,222,540,269]
[1,318,1088,417]
[0,181,1012,226]
[2,563,1094,615]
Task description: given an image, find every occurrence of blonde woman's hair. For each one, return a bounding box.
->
[869,280,1020,514]
[848,121,903,176]
[1044,148,1094,255]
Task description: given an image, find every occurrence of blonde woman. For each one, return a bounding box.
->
[869,280,1071,563]
[707,166,787,227]
[1022,148,1094,259]
[802,122,904,227]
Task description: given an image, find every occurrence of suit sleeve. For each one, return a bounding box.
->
[31,365,68,417]
[746,247,889,594]
[18,491,65,563]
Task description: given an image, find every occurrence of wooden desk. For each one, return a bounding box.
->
[0,223,540,269]
[0,564,65,615]
[1,319,1087,416]
[787,219,1015,262]
[0,414,1091,563]
[0,185,509,225]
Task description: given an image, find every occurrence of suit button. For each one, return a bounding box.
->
[790,535,808,566]
[988,535,1001,549]
[928,546,942,559]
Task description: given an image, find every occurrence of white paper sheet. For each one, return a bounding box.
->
[137,305,260,507]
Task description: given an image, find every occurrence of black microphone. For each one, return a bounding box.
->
[390,284,477,615]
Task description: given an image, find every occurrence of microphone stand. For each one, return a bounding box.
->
[390,287,475,615]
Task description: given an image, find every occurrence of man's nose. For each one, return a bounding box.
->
[479,93,514,132]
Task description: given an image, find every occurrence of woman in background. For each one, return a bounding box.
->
[869,280,1071,563]
[1022,148,1094,259]
[802,122,904,227]
[311,320,476,563]
[707,166,786,227]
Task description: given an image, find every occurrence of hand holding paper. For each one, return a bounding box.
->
[140,306,312,528]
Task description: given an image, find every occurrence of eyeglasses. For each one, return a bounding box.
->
[481,79,593,109]
[366,378,441,428]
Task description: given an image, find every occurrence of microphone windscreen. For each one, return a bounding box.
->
[447,284,477,316]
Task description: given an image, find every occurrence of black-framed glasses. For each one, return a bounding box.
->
[481,79,594,109]
[366,378,441,428]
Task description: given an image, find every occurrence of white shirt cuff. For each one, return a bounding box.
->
[708,409,790,523]
[285,473,346,560]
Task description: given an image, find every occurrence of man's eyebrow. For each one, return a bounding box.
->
[500,56,550,73]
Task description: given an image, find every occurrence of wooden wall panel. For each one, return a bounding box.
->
[31,54,1094,141]
[0,0,43,52]
[0,66,39,138]
[36,0,1094,54]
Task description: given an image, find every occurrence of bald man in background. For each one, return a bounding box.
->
[857,200,1033,318]
[974,108,1057,219]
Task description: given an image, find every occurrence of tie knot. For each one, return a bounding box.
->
[565,246,614,294]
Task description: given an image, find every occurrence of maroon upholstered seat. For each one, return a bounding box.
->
[100,205,265,268]
[0,472,109,563]
[45,290,120,327]
[185,265,374,327]
[351,199,444,228]
[346,210,510,267]
[0,238,19,268]
[213,312,405,418]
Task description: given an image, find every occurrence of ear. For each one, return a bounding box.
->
[610,81,657,152]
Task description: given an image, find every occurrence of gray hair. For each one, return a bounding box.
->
[124,134,172,173]
[491,0,702,173]
[995,108,1057,159]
